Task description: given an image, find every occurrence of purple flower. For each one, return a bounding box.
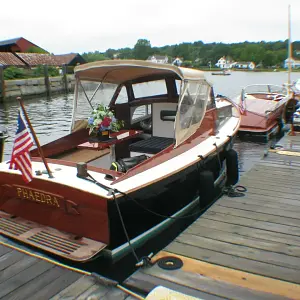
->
[88,117,94,125]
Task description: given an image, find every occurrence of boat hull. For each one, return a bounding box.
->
[0,136,234,262]
[238,105,285,140]
[106,138,232,250]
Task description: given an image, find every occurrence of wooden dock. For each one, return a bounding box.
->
[124,134,300,300]
[0,236,140,300]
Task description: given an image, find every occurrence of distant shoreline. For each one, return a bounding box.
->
[201,68,300,73]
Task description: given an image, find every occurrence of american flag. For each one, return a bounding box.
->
[9,110,34,183]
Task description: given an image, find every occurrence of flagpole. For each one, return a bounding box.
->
[288,4,292,89]
[17,97,54,178]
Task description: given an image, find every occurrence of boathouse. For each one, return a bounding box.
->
[0,37,46,53]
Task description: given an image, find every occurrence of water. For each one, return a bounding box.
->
[1,71,298,170]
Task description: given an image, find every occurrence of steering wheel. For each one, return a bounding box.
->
[140,118,152,131]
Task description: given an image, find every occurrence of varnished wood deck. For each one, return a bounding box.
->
[124,134,300,300]
[0,236,135,300]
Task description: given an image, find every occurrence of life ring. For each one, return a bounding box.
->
[198,170,215,207]
[225,149,239,186]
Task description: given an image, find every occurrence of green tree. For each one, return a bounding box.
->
[262,51,277,67]
[133,39,152,60]
[4,67,24,79]
[27,46,48,54]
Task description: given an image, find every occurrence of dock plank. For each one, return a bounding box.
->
[211,205,300,227]
[0,238,130,300]
[142,264,289,300]
[238,186,300,201]
[50,275,96,299]
[203,211,300,237]
[165,241,300,283]
[185,225,300,257]
[125,271,226,300]
[0,255,37,284]
[238,180,300,196]
[195,218,300,247]
[4,266,65,300]
[0,251,24,271]
[220,196,300,211]
[28,270,82,300]
[175,233,300,270]
[0,260,54,299]
[152,252,300,299]
[0,244,12,257]
[75,284,111,300]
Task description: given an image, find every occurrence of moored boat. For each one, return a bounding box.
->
[233,84,294,140]
[211,69,231,76]
[0,60,240,263]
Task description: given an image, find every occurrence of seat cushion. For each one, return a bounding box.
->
[129,136,174,154]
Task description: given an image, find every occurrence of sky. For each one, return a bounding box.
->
[1,0,300,55]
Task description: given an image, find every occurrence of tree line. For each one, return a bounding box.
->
[82,39,300,68]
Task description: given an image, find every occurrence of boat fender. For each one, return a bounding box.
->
[225,149,239,186]
[198,170,215,207]
[276,117,284,135]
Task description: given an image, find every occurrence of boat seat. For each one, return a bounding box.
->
[129,136,174,155]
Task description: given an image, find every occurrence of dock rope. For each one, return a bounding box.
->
[224,185,247,197]
[0,239,145,300]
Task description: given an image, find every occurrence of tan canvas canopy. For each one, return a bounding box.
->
[74,60,206,84]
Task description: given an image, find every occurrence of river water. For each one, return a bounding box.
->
[1,71,299,172]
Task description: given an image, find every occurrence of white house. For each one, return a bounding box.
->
[215,56,235,69]
[284,58,300,69]
[234,61,256,70]
[172,57,183,66]
[147,55,168,64]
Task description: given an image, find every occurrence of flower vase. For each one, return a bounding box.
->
[97,130,110,141]
[88,130,110,143]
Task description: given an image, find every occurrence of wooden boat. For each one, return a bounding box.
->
[0,60,240,263]
[234,84,293,139]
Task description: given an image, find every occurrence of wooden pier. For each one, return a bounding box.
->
[124,134,300,300]
[0,236,140,300]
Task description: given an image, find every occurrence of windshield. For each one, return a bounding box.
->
[72,80,118,131]
[244,84,288,95]
[175,80,210,147]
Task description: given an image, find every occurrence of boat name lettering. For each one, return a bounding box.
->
[16,186,60,208]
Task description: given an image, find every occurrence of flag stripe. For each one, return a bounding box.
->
[9,110,34,183]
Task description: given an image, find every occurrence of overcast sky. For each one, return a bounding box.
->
[1,0,300,55]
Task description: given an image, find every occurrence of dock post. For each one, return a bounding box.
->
[62,64,68,94]
[43,64,51,97]
[0,64,5,102]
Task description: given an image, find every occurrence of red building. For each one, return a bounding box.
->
[0,37,46,53]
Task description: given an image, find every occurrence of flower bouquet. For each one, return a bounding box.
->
[87,104,124,141]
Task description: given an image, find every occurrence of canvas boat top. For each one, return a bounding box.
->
[74,60,207,83]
